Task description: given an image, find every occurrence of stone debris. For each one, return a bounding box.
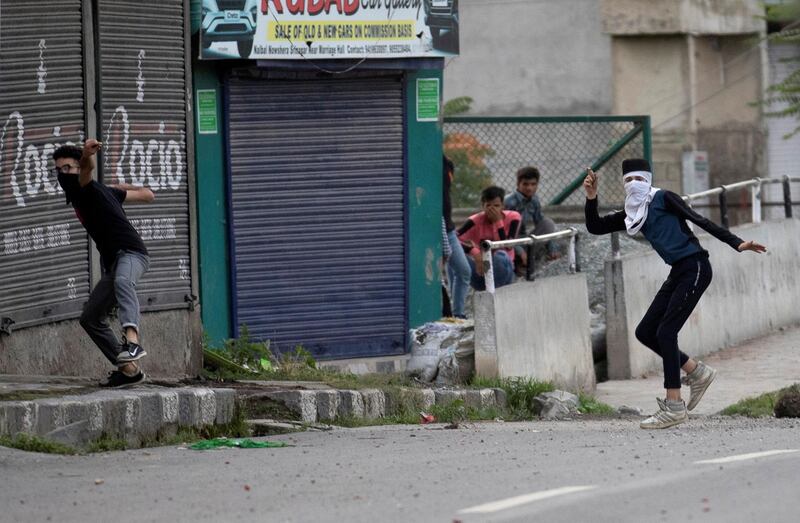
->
[531,390,580,420]
[774,387,800,418]
[617,405,644,416]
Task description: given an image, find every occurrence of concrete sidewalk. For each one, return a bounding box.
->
[596,324,800,415]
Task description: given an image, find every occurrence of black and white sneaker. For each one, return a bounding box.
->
[99,370,146,388]
[116,340,147,364]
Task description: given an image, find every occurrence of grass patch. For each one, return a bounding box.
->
[202,330,416,390]
[197,407,251,440]
[470,376,555,420]
[719,386,800,418]
[721,392,778,418]
[86,437,128,453]
[470,378,615,418]
[207,363,416,390]
[86,421,251,453]
[577,393,616,415]
[0,434,77,455]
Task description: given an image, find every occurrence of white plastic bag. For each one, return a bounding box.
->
[407,320,474,383]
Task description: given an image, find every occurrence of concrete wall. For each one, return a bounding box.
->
[474,275,595,392]
[0,310,203,378]
[605,219,800,379]
[443,0,612,116]
[602,0,764,35]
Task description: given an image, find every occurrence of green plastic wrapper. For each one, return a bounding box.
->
[188,438,288,450]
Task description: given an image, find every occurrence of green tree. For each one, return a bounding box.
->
[442,97,495,207]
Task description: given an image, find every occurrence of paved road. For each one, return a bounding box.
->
[1,416,798,522]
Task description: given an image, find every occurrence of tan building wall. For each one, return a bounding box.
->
[443,0,613,116]
[612,36,689,132]
[693,35,764,190]
[604,0,767,195]
[612,36,690,192]
[602,0,764,36]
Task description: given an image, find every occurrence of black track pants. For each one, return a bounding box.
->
[635,252,713,389]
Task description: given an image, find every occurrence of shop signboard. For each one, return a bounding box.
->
[199,0,460,59]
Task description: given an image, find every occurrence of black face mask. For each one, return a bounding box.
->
[57,172,81,204]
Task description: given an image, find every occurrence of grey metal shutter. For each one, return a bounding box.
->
[99,0,192,310]
[227,76,406,359]
[0,1,92,331]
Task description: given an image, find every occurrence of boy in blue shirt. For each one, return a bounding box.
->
[504,166,559,275]
[584,158,766,429]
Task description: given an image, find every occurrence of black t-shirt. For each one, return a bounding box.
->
[70,181,148,270]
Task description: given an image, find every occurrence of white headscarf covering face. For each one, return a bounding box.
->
[623,170,660,235]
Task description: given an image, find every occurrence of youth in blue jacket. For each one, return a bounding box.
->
[584,158,766,429]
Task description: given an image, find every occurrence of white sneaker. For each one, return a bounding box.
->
[640,398,688,429]
[682,361,717,411]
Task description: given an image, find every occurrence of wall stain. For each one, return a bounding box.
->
[424,248,435,283]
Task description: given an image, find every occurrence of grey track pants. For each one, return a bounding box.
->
[79,250,149,365]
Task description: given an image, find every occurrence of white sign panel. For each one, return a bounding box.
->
[200,0,460,60]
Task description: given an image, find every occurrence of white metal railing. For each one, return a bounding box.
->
[610,175,800,257]
[478,176,799,293]
[682,175,800,227]
[479,227,580,294]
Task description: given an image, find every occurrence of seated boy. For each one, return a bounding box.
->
[456,186,521,294]
[504,166,559,273]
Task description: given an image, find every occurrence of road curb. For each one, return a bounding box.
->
[239,387,508,423]
[0,384,508,449]
[0,387,236,448]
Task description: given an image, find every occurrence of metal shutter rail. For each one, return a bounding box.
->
[99,0,192,310]
[227,76,406,359]
[0,0,92,330]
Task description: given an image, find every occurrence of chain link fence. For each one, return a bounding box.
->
[443,116,651,209]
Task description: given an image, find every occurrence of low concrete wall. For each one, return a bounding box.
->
[474,275,596,392]
[0,309,203,378]
[606,219,800,379]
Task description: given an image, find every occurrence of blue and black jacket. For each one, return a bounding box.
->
[585,190,744,265]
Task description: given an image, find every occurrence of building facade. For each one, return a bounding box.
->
[0,0,201,377]
[192,0,450,362]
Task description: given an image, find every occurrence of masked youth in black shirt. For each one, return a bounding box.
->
[54,139,155,388]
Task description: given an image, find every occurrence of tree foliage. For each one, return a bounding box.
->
[442,97,495,208]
